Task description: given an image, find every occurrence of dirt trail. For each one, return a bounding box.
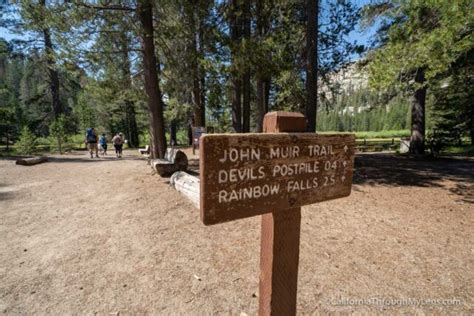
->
[0,150,473,314]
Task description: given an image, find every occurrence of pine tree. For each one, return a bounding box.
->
[364,0,473,154]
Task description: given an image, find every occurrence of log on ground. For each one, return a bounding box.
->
[151,148,189,177]
[152,160,177,177]
[170,171,199,208]
[16,156,48,166]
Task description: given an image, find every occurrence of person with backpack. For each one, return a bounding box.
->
[85,128,99,158]
[112,132,124,158]
[99,133,108,156]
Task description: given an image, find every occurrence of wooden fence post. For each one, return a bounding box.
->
[259,112,306,316]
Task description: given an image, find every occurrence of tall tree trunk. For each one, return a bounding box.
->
[242,76,250,132]
[470,120,474,145]
[137,0,167,158]
[120,32,139,148]
[193,74,205,126]
[264,77,271,112]
[125,100,139,147]
[305,0,318,132]
[230,0,242,133]
[256,0,271,132]
[189,2,206,127]
[187,120,193,145]
[410,68,426,155]
[170,120,177,146]
[256,78,265,132]
[200,75,206,126]
[468,98,474,145]
[40,0,62,118]
[241,0,251,133]
[232,79,242,132]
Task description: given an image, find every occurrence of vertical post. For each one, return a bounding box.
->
[259,112,306,316]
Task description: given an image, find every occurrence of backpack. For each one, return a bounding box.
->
[86,128,97,143]
[113,135,123,145]
[99,135,107,145]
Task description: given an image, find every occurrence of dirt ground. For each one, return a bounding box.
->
[1,149,473,314]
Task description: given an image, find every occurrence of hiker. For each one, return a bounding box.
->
[99,133,108,156]
[112,132,124,158]
[85,128,99,158]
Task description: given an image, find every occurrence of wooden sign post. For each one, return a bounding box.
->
[199,112,355,315]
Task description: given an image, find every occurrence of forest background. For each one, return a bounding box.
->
[0,0,472,157]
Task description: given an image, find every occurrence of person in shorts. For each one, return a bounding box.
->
[99,133,108,156]
[85,127,99,158]
[112,132,124,158]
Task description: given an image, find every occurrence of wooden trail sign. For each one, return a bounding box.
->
[199,133,355,225]
[198,112,355,315]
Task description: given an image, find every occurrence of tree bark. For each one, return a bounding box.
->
[241,0,251,133]
[305,0,318,132]
[200,75,206,126]
[256,75,271,132]
[137,0,167,158]
[187,121,193,145]
[469,104,474,145]
[409,68,426,155]
[189,2,206,127]
[170,120,177,146]
[120,31,139,148]
[40,0,63,118]
[230,0,242,133]
[470,122,474,145]
[256,0,271,132]
[125,100,139,147]
[256,77,265,132]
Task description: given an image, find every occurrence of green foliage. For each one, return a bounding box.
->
[50,114,70,154]
[366,0,474,91]
[429,52,474,147]
[75,92,96,132]
[2,0,471,155]
[316,88,411,133]
[15,126,37,155]
[164,98,192,125]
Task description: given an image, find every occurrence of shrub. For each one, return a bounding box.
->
[50,115,69,154]
[16,126,37,155]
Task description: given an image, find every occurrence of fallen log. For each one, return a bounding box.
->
[170,171,199,208]
[16,156,48,166]
[152,148,188,177]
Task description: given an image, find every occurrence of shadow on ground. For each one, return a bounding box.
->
[47,156,146,163]
[354,153,474,203]
[0,154,146,164]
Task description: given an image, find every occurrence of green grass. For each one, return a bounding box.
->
[353,130,411,139]
[318,129,410,139]
[441,144,474,155]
